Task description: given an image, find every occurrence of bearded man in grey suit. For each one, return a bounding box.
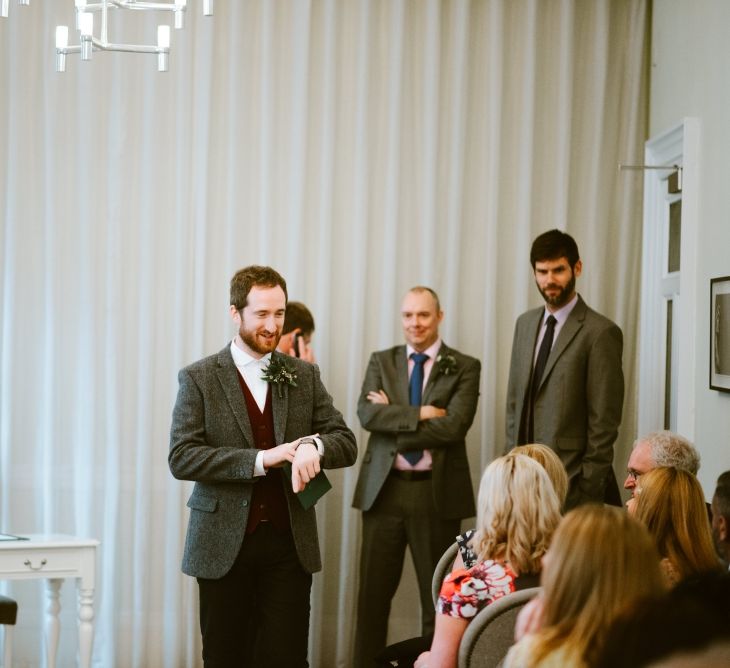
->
[506,229,624,510]
[169,265,357,668]
[352,286,480,666]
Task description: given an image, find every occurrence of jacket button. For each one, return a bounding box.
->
[242,500,248,507]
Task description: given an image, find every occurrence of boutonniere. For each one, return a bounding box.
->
[436,352,457,376]
[261,356,298,397]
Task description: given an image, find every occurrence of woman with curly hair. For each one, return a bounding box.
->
[629,466,721,586]
[453,443,568,571]
[503,505,665,667]
[414,453,561,668]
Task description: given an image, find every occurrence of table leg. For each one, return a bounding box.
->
[77,587,95,668]
[44,578,62,668]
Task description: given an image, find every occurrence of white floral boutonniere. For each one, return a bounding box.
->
[436,352,457,376]
[261,357,298,397]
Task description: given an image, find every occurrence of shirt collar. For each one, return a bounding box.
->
[230,339,272,367]
[543,293,579,326]
[406,338,442,360]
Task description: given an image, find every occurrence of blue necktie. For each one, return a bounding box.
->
[404,353,429,465]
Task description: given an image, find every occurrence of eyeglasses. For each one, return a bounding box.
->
[626,469,642,483]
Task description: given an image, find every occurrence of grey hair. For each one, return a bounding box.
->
[635,430,700,475]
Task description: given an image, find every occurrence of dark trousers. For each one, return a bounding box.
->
[197,522,312,668]
[353,474,460,668]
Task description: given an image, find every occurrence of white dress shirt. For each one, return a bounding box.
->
[532,293,579,366]
[230,340,270,411]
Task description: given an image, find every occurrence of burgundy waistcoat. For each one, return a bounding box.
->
[236,372,290,534]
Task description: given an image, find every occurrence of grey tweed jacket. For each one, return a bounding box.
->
[169,345,357,579]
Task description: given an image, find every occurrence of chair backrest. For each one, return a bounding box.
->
[431,541,459,607]
[458,586,542,668]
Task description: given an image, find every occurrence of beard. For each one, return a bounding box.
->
[538,273,576,309]
[239,323,281,356]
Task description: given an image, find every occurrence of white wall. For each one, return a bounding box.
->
[650,0,730,493]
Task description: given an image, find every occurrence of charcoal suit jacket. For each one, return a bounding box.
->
[352,343,479,520]
[505,296,624,508]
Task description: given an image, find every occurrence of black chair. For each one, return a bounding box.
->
[0,594,17,668]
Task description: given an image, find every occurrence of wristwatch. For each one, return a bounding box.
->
[296,437,323,456]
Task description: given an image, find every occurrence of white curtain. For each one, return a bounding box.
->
[0,1,648,666]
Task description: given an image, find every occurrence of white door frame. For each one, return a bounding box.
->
[637,118,700,439]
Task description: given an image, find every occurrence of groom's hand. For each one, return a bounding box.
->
[291,438,321,493]
[261,442,297,469]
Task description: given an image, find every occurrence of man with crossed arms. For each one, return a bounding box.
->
[352,286,480,666]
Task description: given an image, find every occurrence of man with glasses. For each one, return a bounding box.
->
[623,430,700,497]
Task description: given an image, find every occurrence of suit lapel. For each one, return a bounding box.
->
[269,352,289,445]
[520,310,544,389]
[422,343,449,404]
[216,346,255,447]
[392,346,411,405]
[538,297,587,392]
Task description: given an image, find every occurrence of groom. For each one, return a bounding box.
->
[169,265,357,667]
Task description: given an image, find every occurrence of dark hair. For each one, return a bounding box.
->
[715,470,730,519]
[230,266,288,311]
[530,229,580,269]
[283,301,315,336]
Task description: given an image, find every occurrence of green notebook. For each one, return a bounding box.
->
[283,464,332,510]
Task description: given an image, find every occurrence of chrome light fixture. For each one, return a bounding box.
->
[55,0,213,73]
[1,0,30,19]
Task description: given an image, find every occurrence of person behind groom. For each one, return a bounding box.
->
[169,265,357,668]
[352,286,481,666]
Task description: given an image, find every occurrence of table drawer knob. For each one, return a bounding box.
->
[23,558,47,571]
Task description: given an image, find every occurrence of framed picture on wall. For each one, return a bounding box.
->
[710,276,730,392]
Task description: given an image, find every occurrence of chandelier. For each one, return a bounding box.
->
[55,0,213,73]
[1,0,29,18]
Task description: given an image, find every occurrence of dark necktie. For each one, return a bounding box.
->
[532,315,557,397]
[404,353,429,466]
[527,315,557,441]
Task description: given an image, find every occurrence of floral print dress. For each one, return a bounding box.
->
[436,559,518,619]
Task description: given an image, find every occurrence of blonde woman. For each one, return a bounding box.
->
[504,505,665,667]
[511,443,569,508]
[414,454,561,668]
[454,444,568,570]
[630,466,721,586]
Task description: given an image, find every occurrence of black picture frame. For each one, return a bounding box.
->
[710,276,730,392]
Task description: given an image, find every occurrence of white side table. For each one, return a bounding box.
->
[0,534,99,668]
